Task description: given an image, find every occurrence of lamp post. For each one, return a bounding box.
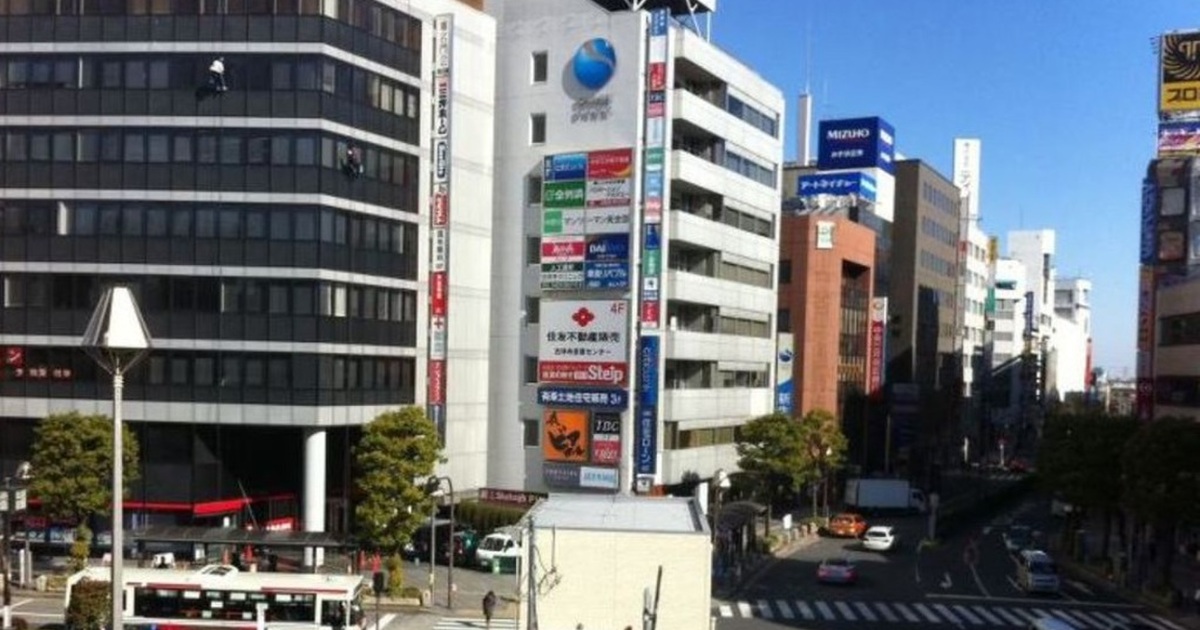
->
[82,286,152,630]
[711,469,730,543]
[2,471,29,630]
[425,476,455,609]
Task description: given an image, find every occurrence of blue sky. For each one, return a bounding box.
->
[708,1,1190,377]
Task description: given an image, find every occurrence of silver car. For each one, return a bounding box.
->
[861,525,897,551]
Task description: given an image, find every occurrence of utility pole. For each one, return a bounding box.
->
[525,518,537,630]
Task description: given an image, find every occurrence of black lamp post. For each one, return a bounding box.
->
[425,476,455,609]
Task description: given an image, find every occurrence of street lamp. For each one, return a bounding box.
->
[82,286,152,630]
[710,469,730,544]
[2,465,30,630]
[425,476,455,609]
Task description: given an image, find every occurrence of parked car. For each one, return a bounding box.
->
[475,531,522,571]
[816,557,858,585]
[438,529,479,567]
[861,525,897,551]
[1003,524,1034,554]
[827,513,868,538]
[1016,549,1061,594]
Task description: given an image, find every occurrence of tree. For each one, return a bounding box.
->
[797,409,848,517]
[1121,417,1200,590]
[29,411,140,523]
[353,407,443,556]
[65,578,109,630]
[735,412,806,509]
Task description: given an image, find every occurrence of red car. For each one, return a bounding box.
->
[828,513,868,538]
[816,558,858,585]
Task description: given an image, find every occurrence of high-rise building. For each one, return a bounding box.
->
[486,0,783,494]
[1050,277,1092,398]
[0,0,496,542]
[952,138,990,451]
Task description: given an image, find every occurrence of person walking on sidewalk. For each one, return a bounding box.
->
[482,590,497,629]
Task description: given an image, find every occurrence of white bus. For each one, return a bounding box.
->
[65,564,368,630]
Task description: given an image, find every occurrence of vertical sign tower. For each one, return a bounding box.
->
[633,8,670,493]
[428,15,454,442]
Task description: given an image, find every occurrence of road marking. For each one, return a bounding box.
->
[1082,610,1119,626]
[717,604,732,618]
[1031,607,1055,622]
[1011,608,1038,623]
[853,601,877,622]
[1067,578,1095,596]
[1109,611,1134,622]
[373,613,396,630]
[736,601,751,617]
[874,602,899,622]
[833,600,857,621]
[1,612,59,620]
[433,619,518,630]
[969,560,991,597]
[971,605,1002,625]
[924,592,1144,608]
[1007,575,1022,592]
[1131,612,1176,629]
[775,599,794,619]
[755,599,772,619]
[894,602,921,622]
[913,602,942,623]
[993,606,1025,625]
[11,600,32,610]
[1064,608,1104,628]
[794,600,815,620]
[1153,615,1187,630]
[940,571,954,589]
[952,604,983,625]
[932,603,961,624]
[813,600,835,621]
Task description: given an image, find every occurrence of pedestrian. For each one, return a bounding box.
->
[208,56,227,92]
[482,590,497,629]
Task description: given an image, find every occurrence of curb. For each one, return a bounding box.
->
[715,534,822,600]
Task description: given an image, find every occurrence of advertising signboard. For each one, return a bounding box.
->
[868,298,887,401]
[1024,291,1036,337]
[635,336,660,475]
[816,117,896,174]
[584,206,631,234]
[640,9,670,335]
[775,334,794,415]
[590,413,621,466]
[587,149,634,179]
[541,262,585,290]
[544,181,587,209]
[797,172,877,201]
[543,409,590,463]
[1158,121,1200,156]
[815,221,835,249]
[585,234,629,261]
[544,152,588,182]
[584,262,629,289]
[538,300,629,386]
[580,466,619,490]
[891,383,919,448]
[1160,31,1200,114]
[426,13,454,445]
[537,386,628,409]
[586,179,633,207]
[541,236,586,263]
[953,138,981,220]
[543,462,581,488]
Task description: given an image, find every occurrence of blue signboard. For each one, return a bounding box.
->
[649,7,668,36]
[586,234,629,261]
[537,386,628,409]
[797,172,877,201]
[635,336,660,476]
[775,379,794,415]
[584,262,629,289]
[816,117,895,174]
[645,171,664,199]
[1024,290,1037,336]
[1141,177,1158,265]
[543,152,587,182]
[890,383,919,448]
[644,223,661,250]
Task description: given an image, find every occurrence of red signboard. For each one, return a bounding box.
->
[432,185,449,227]
[648,63,666,91]
[428,359,446,404]
[541,237,586,262]
[868,319,885,400]
[5,347,24,366]
[591,436,620,465]
[538,361,628,386]
[586,148,634,180]
[640,300,660,327]
[431,271,448,317]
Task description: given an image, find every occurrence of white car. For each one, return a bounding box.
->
[861,525,897,551]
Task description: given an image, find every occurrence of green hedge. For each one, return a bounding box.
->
[455,501,528,534]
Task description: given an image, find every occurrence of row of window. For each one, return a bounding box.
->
[724,149,776,188]
[0,202,415,253]
[1,128,419,187]
[0,346,416,396]
[2,274,417,323]
[1155,375,1200,408]
[0,0,423,55]
[1160,311,1200,347]
[921,181,960,217]
[919,249,957,278]
[0,54,420,124]
[726,94,779,138]
[920,215,957,248]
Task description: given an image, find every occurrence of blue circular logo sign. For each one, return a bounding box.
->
[572,38,617,91]
[778,349,794,363]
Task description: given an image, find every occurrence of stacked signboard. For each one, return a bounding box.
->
[537,149,635,492]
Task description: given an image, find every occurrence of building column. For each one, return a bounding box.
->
[303,428,327,570]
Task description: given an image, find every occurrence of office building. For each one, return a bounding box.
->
[1049,277,1092,398]
[0,0,496,544]
[486,0,784,494]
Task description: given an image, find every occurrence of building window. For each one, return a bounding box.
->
[524,297,540,324]
[530,113,546,145]
[526,237,541,265]
[523,419,539,447]
[527,174,543,205]
[779,259,791,284]
[531,51,548,84]
[523,356,538,384]
[777,309,791,333]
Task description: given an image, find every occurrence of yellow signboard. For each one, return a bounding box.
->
[1160,32,1200,113]
[543,409,590,463]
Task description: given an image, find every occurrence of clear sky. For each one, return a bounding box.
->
[707,1,1192,378]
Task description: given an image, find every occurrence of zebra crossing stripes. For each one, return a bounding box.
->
[713,599,1183,629]
[432,618,518,630]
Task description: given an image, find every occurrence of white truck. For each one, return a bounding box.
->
[474,528,523,572]
[844,478,927,513]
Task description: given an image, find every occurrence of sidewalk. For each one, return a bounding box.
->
[712,527,822,600]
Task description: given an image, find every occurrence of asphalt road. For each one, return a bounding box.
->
[714,496,1185,630]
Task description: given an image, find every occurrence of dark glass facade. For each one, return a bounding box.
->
[0,0,424,525]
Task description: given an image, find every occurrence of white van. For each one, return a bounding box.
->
[474,532,521,571]
[1017,549,1061,594]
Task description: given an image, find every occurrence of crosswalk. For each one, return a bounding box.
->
[713,599,1186,630]
[432,617,518,629]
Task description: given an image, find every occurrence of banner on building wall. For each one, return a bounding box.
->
[868,298,888,401]
[538,300,630,386]
[640,8,669,329]
[775,334,795,414]
[1160,31,1200,115]
[427,14,453,444]
[635,335,660,477]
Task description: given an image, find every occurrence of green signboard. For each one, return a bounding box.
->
[543,181,586,209]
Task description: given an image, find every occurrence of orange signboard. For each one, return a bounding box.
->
[543,409,589,462]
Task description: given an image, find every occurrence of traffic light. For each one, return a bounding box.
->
[372,570,388,595]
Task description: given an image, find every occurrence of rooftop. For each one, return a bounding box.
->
[590,0,715,15]
[527,494,707,535]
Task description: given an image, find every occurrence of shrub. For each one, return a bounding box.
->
[400,586,423,599]
[12,617,29,630]
[383,554,405,597]
[65,578,109,630]
[69,524,93,573]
